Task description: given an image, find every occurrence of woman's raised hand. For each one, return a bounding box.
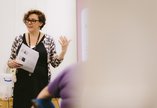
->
[58,36,71,53]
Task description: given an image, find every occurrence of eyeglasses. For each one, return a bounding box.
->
[25,19,39,24]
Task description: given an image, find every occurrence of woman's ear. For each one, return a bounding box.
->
[40,22,43,25]
[39,22,43,27]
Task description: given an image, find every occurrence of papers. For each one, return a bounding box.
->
[16,44,39,73]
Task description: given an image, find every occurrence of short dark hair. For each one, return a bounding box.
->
[23,9,46,29]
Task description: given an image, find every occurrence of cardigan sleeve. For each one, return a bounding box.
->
[9,35,23,60]
[48,36,63,68]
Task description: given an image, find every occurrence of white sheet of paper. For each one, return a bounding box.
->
[16,44,39,73]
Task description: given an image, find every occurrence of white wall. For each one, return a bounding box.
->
[0,0,77,80]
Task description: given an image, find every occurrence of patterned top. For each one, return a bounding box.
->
[9,34,63,80]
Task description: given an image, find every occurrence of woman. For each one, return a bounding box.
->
[7,9,70,108]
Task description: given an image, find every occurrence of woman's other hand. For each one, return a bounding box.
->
[8,59,22,68]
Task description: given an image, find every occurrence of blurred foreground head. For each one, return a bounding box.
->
[78,0,157,108]
[32,63,84,108]
[47,63,83,108]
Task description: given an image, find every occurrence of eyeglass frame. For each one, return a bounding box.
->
[25,19,40,24]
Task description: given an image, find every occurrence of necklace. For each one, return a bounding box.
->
[28,32,40,48]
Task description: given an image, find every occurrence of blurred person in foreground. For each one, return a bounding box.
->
[32,64,82,108]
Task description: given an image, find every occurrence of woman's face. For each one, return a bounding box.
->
[25,14,43,33]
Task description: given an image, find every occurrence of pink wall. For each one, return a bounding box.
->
[76,0,85,62]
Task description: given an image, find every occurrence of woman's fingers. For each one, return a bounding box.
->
[59,36,70,46]
[9,60,22,68]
